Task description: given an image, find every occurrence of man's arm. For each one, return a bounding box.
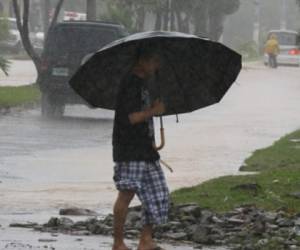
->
[128,100,165,125]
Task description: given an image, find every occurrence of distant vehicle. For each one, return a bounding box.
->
[31,30,45,55]
[264,30,300,67]
[0,17,22,53]
[63,11,86,21]
[39,21,129,117]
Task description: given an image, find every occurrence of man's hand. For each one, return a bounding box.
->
[151,100,165,116]
[128,99,165,125]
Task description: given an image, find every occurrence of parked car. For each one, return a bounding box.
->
[39,21,128,117]
[264,30,300,67]
[31,30,44,55]
[0,17,22,53]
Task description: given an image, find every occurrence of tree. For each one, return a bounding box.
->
[12,0,64,83]
[0,17,10,75]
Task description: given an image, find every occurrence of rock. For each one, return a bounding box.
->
[200,209,214,224]
[210,216,224,225]
[226,217,246,225]
[38,238,57,242]
[276,218,295,227]
[289,245,300,250]
[264,211,278,223]
[266,222,279,231]
[256,238,269,247]
[165,232,188,240]
[9,222,38,228]
[87,222,111,235]
[294,218,300,226]
[178,203,202,218]
[288,192,300,199]
[125,210,141,228]
[192,226,213,244]
[59,207,98,216]
[70,230,91,236]
[44,217,74,229]
[270,236,285,243]
[231,183,262,196]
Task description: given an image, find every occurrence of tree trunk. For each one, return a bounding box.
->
[135,6,145,32]
[208,11,224,41]
[12,0,64,83]
[42,0,50,33]
[154,8,162,30]
[208,2,224,41]
[193,1,209,37]
[170,1,176,31]
[86,0,97,21]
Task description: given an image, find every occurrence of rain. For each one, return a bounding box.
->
[0,0,300,249]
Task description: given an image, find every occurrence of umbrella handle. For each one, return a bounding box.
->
[153,127,165,151]
[153,116,165,151]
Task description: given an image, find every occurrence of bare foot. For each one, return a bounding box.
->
[138,241,164,250]
[112,243,131,250]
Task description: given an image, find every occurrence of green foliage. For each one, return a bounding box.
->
[0,84,41,107]
[172,168,300,213]
[237,41,260,60]
[0,16,9,42]
[0,16,10,75]
[172,128,300,214]
[100,1,135,32]
[0,57,10,76]
[242,130,300,172]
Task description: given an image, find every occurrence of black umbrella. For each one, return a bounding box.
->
[69,31,241,150]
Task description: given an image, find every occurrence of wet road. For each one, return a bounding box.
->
[0,62,300,249]
[0,60,37,86]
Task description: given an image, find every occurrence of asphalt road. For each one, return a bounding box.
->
[0,61,300,249]
[0,60,37,86]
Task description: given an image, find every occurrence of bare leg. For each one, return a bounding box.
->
[138,224,157,250]
[112,191,135,250]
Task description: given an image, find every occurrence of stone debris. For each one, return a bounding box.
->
[9,204,300,250]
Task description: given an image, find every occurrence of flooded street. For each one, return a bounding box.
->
[0,60,37,86]
[1,62,300,249]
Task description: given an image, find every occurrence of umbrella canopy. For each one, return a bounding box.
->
[69,31,241,116]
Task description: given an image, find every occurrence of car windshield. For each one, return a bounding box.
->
[48,26,119,56]
[271,32,298,46]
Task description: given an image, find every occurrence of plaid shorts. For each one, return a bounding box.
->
[113,161,169,225]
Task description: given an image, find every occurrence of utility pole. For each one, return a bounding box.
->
[86,0,97,21]
[280,0,287,30]
[253,0,260,48]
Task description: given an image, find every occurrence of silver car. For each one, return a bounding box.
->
[0,17,22,53]
[264,30,300,67]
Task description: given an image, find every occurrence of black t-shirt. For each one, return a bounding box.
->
[112,73,160,162]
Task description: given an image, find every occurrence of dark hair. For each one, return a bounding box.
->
[136,43,161,62]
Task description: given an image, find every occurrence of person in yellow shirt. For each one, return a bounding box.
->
[264,34,280,68]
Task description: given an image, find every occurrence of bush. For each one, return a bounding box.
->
[0,16,10,75]
[237,41,260,60]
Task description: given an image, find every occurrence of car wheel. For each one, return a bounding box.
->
[41,93,65,118]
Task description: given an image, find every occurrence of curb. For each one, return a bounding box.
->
[0,101,40,115]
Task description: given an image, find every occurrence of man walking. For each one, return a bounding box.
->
[265,34,280,68]
[112,47,169,250]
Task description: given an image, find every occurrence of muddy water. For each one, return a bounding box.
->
[0,63,300,249]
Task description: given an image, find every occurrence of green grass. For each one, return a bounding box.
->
[241,130,300,172]
[0,84,41,108]
[171,168,300,213]
[172,129,300,214]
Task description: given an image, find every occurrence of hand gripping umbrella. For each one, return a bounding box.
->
[69,31,242,152]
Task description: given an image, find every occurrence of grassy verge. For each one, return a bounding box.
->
[0,84,41,108]
[241,130,300,172]
[171,129,300,214]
